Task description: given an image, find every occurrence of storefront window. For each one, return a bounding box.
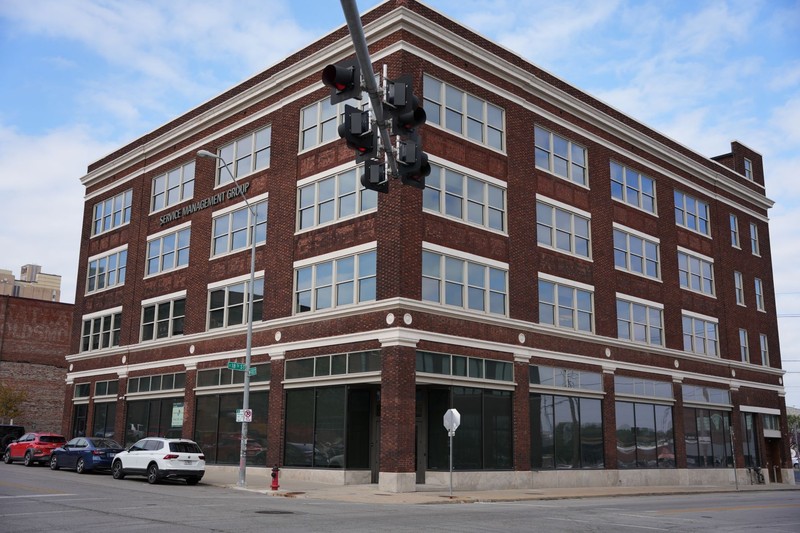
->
[531,394,603,469]
[92,402,116,439]
[193,392,268,465]
[616,401,674,469]
[124,397,184,446]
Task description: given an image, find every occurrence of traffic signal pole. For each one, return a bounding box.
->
[338,0,399,177]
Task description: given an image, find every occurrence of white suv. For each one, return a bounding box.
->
[111,438,205,485]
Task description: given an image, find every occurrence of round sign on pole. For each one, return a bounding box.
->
[443,408,460,433]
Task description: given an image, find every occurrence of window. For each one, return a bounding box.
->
[754,278,765,311]
[212,197,267,257]
[734,271,745,305]
[538,275,593,332]
[674,190,710,235]
[749,222,760,255]
[730,214,740,248]
[678,249,715,296]
[423,164,506,232]
[739,329,749,362]
[146,226,191,276]
[297,168,376,231]
[422,249,507,315]
[537,198,591,258]
[759,334,769,366]
[86,247,127,293]
[615,375,674,399]
[616,296,664,346]
[92,190,132,236]
[208,277,264,329]
[300,99,349,150]
[215,126,271,185]
[95,380,119,397]
[682,312,719,357]
[682,384,730,405]
[417,352,513,382]
[74,383,90,398]
[684,408,731,468]
[197,364,270,386]
[126,373,185,394]
[531,394,603,469]
[610,162,656,213]
[81,310,122,352]
[141,297,186,341]
[615,401,674,469]
[613,226,659,279]
[295,249,376,313]
[286,351,380,380]
[423,74,504,150]
[530,366,603,392]
[744,158,753,180]
[534,125,588,186]
[152,161,195,212]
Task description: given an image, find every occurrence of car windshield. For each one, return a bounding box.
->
[92,439,122,449]
[40,436,66,443]
[169,442,202,454]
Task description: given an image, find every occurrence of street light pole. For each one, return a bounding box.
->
[197,149,256,488]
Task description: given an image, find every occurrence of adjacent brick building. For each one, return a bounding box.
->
[0,295,71,432]
[65,0,792,492]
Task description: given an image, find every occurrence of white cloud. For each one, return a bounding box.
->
[0,123,117,304]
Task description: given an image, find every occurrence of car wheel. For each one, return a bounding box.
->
[3,450,11,464]
[111,460,125,480]
[185,476,200,485]
[146,463,160,484]
[76,458,86,474]
[50,456,59,470]
[23,451,34,467]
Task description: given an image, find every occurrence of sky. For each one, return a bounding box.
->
[1,0,798,406]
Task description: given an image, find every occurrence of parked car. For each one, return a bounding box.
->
[111,437,205,485]
[50,437,124,474]
[3,432,66,466]
[0,424,25,450]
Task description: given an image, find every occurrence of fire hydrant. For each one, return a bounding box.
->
[270,465,280,491]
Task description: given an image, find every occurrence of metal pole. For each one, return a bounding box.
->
[338,0,399,177]
[197,150,256,488]
[449,431,453,497]
[730,426,738,491]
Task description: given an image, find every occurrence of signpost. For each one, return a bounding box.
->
[236,409,253,423]
[443,408,460,497]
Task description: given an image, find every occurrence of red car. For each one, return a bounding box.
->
[3,432,66,466]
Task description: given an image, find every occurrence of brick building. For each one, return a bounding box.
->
[65,0,792,492]
[0,295,71,432]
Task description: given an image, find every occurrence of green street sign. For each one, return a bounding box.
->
[227,362,257,376]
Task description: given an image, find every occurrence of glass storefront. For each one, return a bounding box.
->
[194,391,268,465]
[92,401,116,439]
[531,394,603,469]
[283,386,373,469]
[425,386,513,470]
[124,397,185,446]
[684,407,732,468]
[616,401,674,468]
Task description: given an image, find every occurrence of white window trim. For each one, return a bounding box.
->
[734,271,746,307]
[81,305,123,321]
[422,242,509,271]
[150,161,195,215]
[534,124,589,188]
[146,220,191,242]
[213,125,272,189]
[754,278,766,312]
[141,289,187,307]
[295,166,377,234]
[730,214,741,249]
[87,243,128,263]
[615,292,664,309]
[538,271,594,293]
[294,241,377,269]
[750,222,761,257]
[681,309,718,323]
[674,190,711,237]
[85,245,128,295]
[211,191,269,218]
[739,328,749,363]
[207,272,264,291]
[677,246,716,298]
[610,161,658,216]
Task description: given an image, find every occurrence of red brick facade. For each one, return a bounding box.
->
[0,295,71,432]
[65,0,790,489]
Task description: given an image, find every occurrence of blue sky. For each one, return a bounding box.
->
[1,0,798,407]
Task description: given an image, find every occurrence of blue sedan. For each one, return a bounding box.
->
[50,437,123,474]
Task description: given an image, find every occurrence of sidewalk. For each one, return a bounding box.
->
[201,466,799,505]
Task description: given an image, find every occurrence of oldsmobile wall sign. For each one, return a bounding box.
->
[158,182,250,226]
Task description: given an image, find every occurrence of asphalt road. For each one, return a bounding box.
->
[1,463,799,532]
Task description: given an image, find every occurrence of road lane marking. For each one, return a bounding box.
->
[0,494,77,499]
[545,515,669,531]
[656,503,800,514]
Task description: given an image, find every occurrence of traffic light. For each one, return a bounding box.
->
[384,74,426,134]
[339,104,377,162]
[322,58,362,104]
[396,138,430,189]
[361,160,388,194]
